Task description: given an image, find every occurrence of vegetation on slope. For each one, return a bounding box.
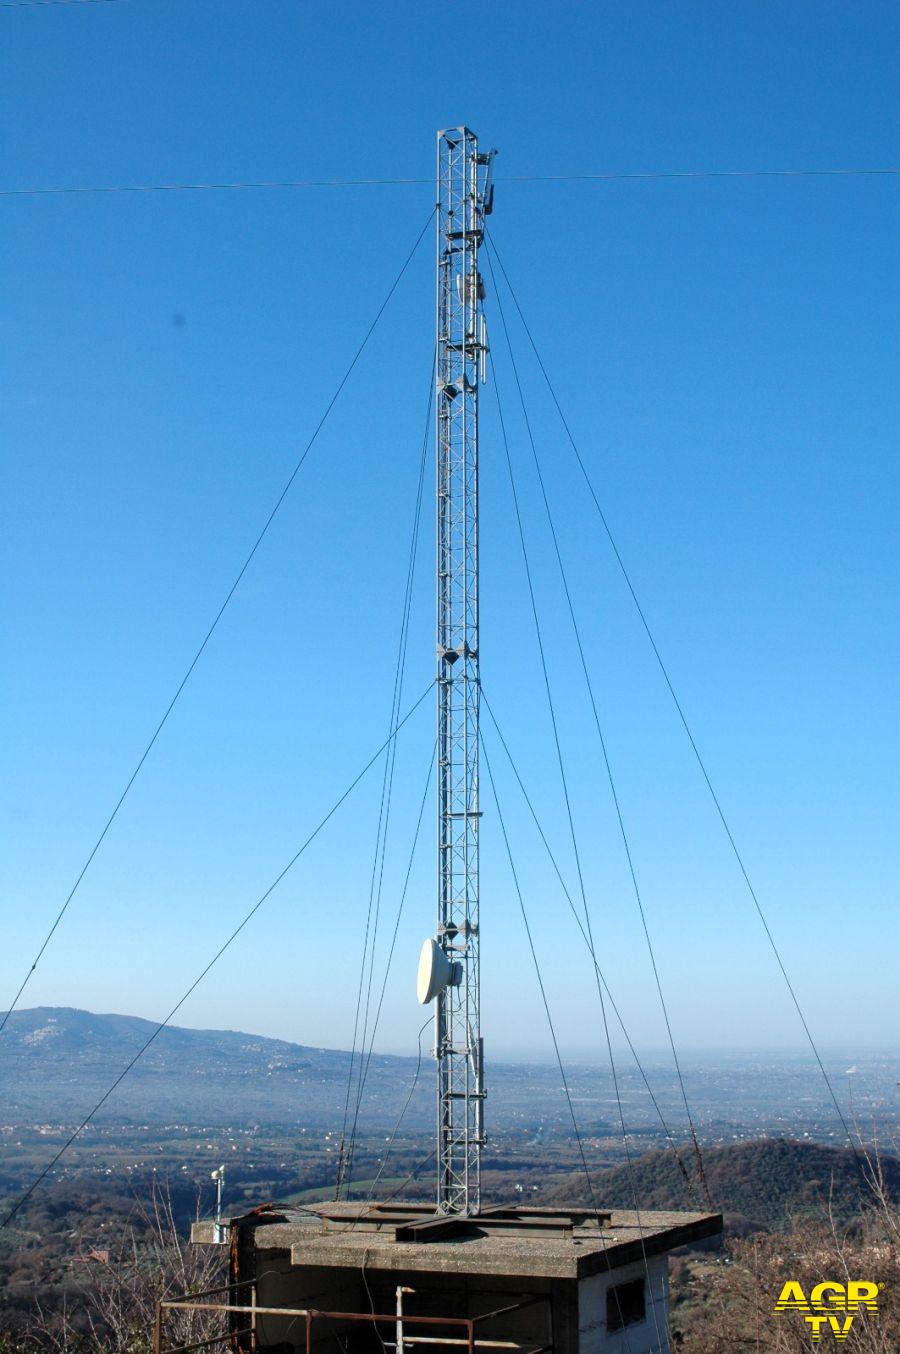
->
[543,1137,900,1229]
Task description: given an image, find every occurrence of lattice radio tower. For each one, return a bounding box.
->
[420,127,495,1217]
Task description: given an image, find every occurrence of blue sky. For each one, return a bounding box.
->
[2,0,897,1067]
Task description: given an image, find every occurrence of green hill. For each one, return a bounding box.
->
[542,1138,900,1229]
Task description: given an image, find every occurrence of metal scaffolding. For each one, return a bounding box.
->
[434,126,495,1215]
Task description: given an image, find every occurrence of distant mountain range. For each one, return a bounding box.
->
[3,1010,898,1234]
[1,1006,607,1131]
[1,1006,718,1132]
[0,1006,426,1128]
[2,1008,894,1147]
[3,1005,372,1074]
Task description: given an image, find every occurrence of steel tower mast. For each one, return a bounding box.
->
[434,127,495,1216]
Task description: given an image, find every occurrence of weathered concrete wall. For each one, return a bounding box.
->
[362,1269,558,1351]
[252,1253,361,1352]
[237,1250,576,1354]
[577,1258,669,1354]
[229,1234,671,1354]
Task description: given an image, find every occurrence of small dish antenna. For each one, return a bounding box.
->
[416,937,459,1004]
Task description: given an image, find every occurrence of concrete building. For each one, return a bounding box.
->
[179,1201,722,1354]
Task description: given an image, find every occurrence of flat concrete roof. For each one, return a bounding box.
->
[193,1203,723,1280]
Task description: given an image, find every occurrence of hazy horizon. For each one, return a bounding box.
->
[7,1004,898,1066]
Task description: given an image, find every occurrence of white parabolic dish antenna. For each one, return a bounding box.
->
[417,937,453,1005]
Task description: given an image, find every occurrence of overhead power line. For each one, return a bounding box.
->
[502,167,900,183]
[352,741,437,1140]
[479,703,700,1204]
[481,740,656,1354]
[0,206,435,1036]
[490,357,668,1351]
[336,360,434,1200]
[486,231,865,1171]
[0,679,434,1233]
[356,1014,431,1212]
[2,167,897,198]
[485,239,709,1206]
[0,0,126,7]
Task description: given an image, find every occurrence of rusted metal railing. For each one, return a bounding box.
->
[154,1286,551,1354]
[154,1288,474,1354]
